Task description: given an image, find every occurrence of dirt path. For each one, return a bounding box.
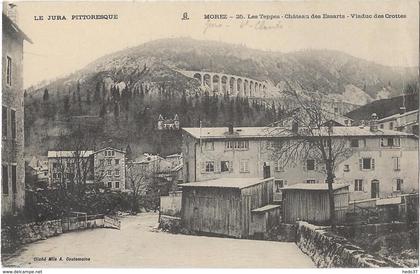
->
[3,213,314,268]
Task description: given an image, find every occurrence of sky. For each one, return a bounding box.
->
[11,0,420,88]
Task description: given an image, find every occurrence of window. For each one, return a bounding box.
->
[334,107,339,113]
[53,163,58,169]
[203,141,214,151]
[107,159,112,166]
[380,124,384,129]
[360,158,375,170]
[99,159,105,166]
[393,157,401,171]
[396,179,403,191]
[57,173,61,179]
[306,159,315,171]
[11,165,16,194]
[205,161,214,172]
[381,137,400,147]
[6,56,12,86]
[111,151,115,156]
[2,165,8,194]
[10,109,15,139]
[389,122,394,130]
[306,179,316,184]
[240,159,249,173]
[115,182,120,188]
[220,161,230,172]
[274,180,284,192]
[275,160,284,172]
[344,165,350,172]
[2,106,7,138]
[354,179,363,191]
[350,139,359,148]
[107,182,112,188]
[225,140,249,150]
[107,170,112,176]
[115,159,120,165]
[115,169,120,176]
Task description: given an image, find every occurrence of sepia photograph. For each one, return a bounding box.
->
[0,0,419,271]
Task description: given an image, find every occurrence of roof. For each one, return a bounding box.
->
[2,13,32,43]
[48,150,94,158]
[378,109,419,123]
[182,126,417,140]
[282,183,349,191]
[252,204,281,213]
[93,147,126,154]
[376,196,401,206]
[180,177,273,190]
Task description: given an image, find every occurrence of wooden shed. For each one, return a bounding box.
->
[249,204,282,239]
[282,183,349,225]
[180,177,274,238]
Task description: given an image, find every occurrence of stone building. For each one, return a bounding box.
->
[1,5,32,216]
[93,147,126,191]
[182,123,418,201]
[157,114,179,130]
[378,108,418,136]
[47,151,95,187]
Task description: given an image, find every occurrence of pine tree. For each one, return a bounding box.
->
[43,88,49,101]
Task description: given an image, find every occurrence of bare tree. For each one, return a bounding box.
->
[125,158,160,213]
[265,83,352,229]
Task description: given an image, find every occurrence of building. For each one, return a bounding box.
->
[2,4,32,216]
[93,147,126,190]
[180,177,275,238]
[157,114,180,130]
[47,151,94,187]
[378,108,418,135]
[27,156,49,186]
[181,123,418,201]
[281,183,350,225]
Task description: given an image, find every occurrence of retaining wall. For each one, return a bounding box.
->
[296,221,399,268]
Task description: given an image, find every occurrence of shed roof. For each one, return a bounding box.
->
[252,204,281,213]
[180,177,272,190]
[47,150,94,158]
[282,183,349,191]
[376,196,401,206]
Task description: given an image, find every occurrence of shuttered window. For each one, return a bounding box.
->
[10,109,16,139]
[2,106,7,138]
[359,158,375,170]
[393,157,400,171]
[2,165,8,194]
[6,56,12,86]
[11,165,16,194]
[354,179,363,191]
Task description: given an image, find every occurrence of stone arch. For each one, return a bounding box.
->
[237,78,243,96]
[254,82,258,96]
[229,77,236,96]
[250,80,254,97]
[244,79,249,97]
[203,74,211,89]
[221,75,228,95]
[193,73,202,85]
[212,74,220,93]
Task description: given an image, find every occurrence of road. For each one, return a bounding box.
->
[3,213,314,268]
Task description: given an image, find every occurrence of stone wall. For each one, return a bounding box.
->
[2,217,106,253]
[159,215,181,233]
[296,221,400,268]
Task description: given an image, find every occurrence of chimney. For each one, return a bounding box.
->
[228,123,234,134]
[399,106,406,115]
[4,3,18,24]
[370,113,378,132]
[263,162,271,179]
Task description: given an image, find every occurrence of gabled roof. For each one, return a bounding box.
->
[180,177,273,190]
[282,183,349,191]
[93,147,126,154]
[182,126,417,140]
[2,13,32,43]
[377,109,419,123]
[48,151,94,158]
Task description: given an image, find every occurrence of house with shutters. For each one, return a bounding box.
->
[181,123,418,201]
[2,4,32,216]
[93,147,126,191]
